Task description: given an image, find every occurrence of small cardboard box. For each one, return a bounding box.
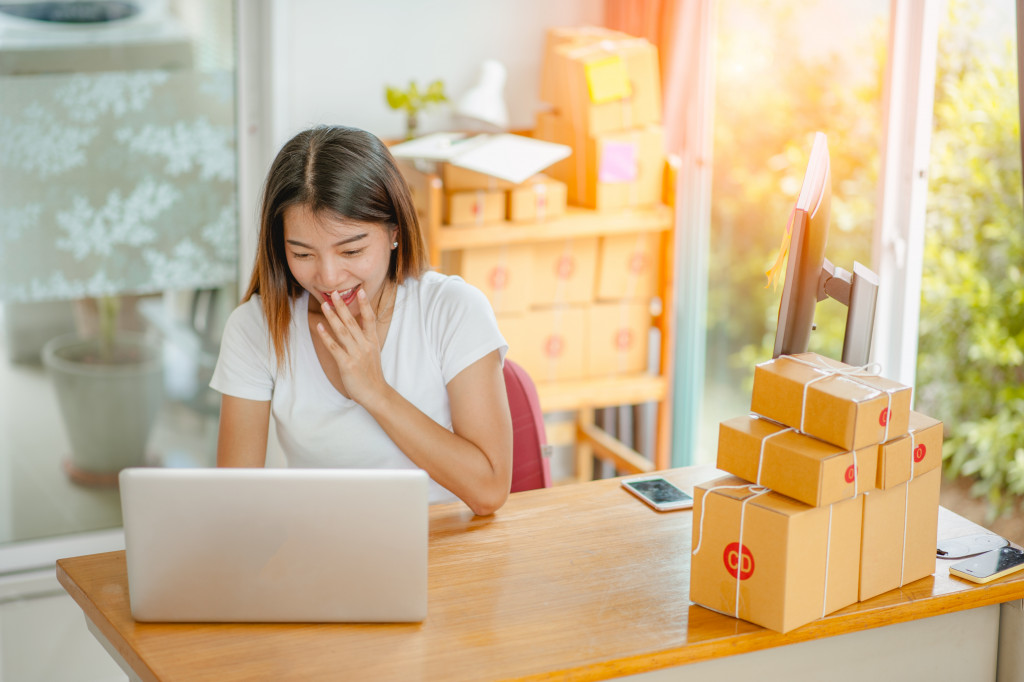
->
[876,411,944,489]
[540,26,633,105]
[445,189,505,226]
[594,232,660,301]
[507,174,568,222]
[750,353,912,451]
[858,466,941,601]
[530,237,598,307]
[535,114,665,211]
[717,415,878,507]
[440,245,532,315]
[442,163,518,193]
[690,475,863,634]
[586,300,650,378]
[548,37,662,137]
[512,306,587,382]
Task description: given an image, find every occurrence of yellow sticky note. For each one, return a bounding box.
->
[584,56,632,104]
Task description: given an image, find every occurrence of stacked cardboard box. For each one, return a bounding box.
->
[534,27,665,212]
[690,352,943,632]
[441,164,568,227]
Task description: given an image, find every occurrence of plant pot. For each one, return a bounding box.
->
[42,331,164,486]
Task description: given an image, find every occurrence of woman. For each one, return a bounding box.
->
[210,125,512,515]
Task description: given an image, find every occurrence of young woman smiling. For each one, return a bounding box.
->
[210,126,512,516]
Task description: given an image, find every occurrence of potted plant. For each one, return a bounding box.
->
[42,295,164,486]
[385,79,448,139]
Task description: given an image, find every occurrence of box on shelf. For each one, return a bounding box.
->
[512,306,587,383]
[444,189,505,226]
[536,113,665,210]
[540,26,633,105]
[594,232,660,301]
[717,414,878,507]
[441,245,532,315]
[858,467,941,601]
[690,475,863,634]
[750,353,912,452]
[507,174,568,222]
[876,411,943,489]
[530,237,598,307]
[441,163,518,193]
[586,300,650,378]
[545,36,662,137]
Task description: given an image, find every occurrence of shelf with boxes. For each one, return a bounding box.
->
[398,155,678,481]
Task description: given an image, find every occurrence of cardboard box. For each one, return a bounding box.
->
[540,26,633,104]
[440,245,532,314]
[512,306,587,382]
[445,189,505,226]
[441,163,518,193]
[717,415,878,507]
[535,113,665,210]
[546,37,662,137]
[594,232,660,301]
[690,475,863,633]
[507,174,568,222]
[750,353,912,451]
[586,300,650,377]
[876,411,944,489]
[530,237,598,307]
[859,466,941,601]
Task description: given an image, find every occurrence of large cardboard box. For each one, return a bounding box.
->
[546,37,662,137]
[507,174,568,222]
[858,467,941,601]
[586,300,650,377]
[690,475,863,633]
[512,306,587,383]
[530,237,598,307]
[717,415,878,507]
[536,113,665,211]
[876,411,943,489]
[750,353,912,451]
[444,189,505,226]
[594,232,660,301]
[440,245,532,315]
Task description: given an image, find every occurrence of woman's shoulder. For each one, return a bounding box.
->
[406,270,480,303]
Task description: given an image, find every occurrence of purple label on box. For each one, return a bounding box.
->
[599,141,638,183]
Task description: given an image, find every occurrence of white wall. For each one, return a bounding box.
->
[275,0,604,144]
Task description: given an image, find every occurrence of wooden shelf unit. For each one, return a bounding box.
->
[401,158,679,480]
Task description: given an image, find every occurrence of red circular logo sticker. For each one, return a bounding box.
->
[629,252,647,273]
[489,267,508,290]
[723,542,755,580]
[845,464,858,483]
[913,444,927,463]
[545,335,564,358]
[555,255,574,280]
[615,329,633,350]
[878,408,891,426]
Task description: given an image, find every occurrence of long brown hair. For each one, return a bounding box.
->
[244,126,428,369]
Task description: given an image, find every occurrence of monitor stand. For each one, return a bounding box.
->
[818,260,880,367]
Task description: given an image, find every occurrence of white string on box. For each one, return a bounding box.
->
[900,430,917,586]
[755,424,795,486]
[822,504,834,618]
[691,484,770,618]
[534,182,547,222]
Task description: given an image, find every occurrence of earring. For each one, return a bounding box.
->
[392,241,398,249]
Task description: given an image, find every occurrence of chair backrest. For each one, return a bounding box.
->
[504,359,552,493]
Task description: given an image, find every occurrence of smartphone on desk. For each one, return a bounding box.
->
[621,475,694,512]
[948,546,1024,584]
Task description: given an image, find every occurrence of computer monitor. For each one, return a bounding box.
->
[771,132,880,366]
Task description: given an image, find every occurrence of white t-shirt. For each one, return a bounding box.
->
[209,271,507,504]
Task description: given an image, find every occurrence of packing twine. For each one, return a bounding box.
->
[750,418,860,499]
[900,431,918,585]
[533,182,548,222]
[822,504,834,618]
[783,355,900,445]
[692,484,771,618]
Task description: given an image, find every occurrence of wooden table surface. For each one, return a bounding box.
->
[56,466,1024,682]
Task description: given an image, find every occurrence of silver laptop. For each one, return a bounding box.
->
[119,467,429,623]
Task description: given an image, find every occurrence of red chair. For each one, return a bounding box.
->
[504,359,552,492]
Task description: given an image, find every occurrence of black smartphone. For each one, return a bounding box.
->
[621,476,694,512]
[948,546,1024,584]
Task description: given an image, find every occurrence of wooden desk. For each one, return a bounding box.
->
[57,467,1024,681]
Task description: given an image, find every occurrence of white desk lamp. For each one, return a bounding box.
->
[454,59,509,132]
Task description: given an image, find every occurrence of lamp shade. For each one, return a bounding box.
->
[454,59,509,132]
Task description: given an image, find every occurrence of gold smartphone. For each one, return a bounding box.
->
[948,546,1024,584]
